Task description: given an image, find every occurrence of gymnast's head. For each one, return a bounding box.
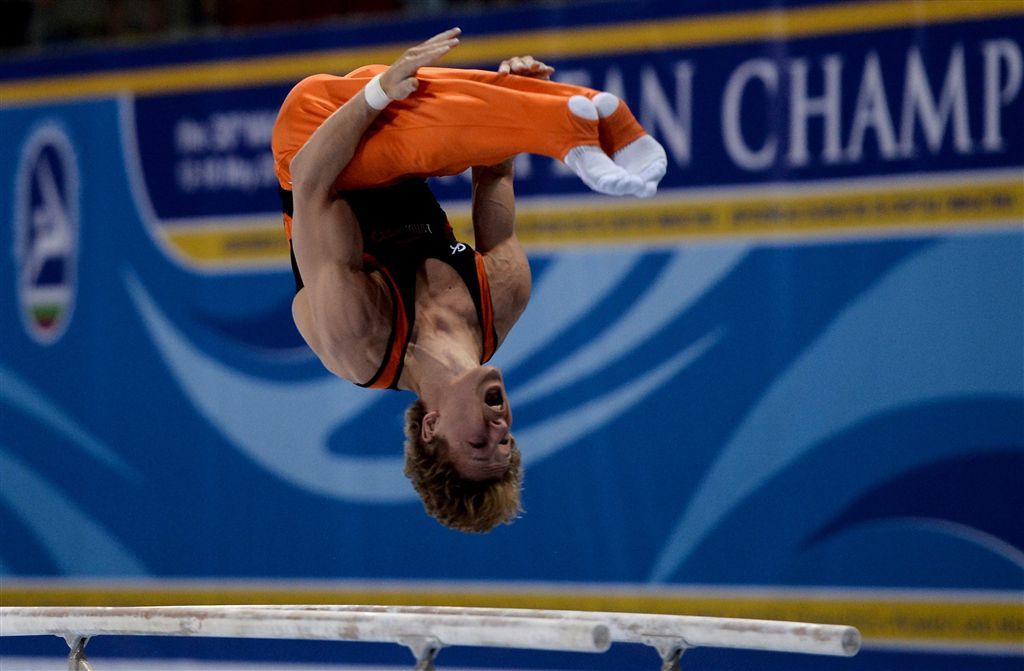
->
[403,365,522,532]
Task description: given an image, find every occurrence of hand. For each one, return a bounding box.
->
[498,55,554,80]
[380,27,461,100]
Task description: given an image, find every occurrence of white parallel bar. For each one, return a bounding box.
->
[0,607,610,654]
[210,605,861,657]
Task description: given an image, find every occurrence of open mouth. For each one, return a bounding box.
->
[484,387,504,409]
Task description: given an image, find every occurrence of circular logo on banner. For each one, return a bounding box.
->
[14,123,80,345]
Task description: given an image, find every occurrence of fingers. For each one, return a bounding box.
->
[410,30,460,55]
[403,30,459,68]
[382,28,461,100]
[499,55,555,79]
[406,27,460,61]
[422,27,461,45]
[408,39,458,67]
[389,36,457,83]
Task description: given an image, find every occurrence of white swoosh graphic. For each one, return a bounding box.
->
[650,235,1024,582]
[0,449,147,576]
[491,249,643,371]
[884,518,1024,569]
[518,329,724,463]
[124,270,414,502]
[118,95,191,271]
[515,246,747,403]
[0,364,138,480]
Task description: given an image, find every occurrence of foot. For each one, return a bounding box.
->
[564,145,647,197]
[564,95,647,197]
[614,135,668,185]
[593,92,667,193]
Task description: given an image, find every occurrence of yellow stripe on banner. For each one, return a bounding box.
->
[159,178,1023,268]
[164,219,288,266]
[448,178,1024,248]
[2,584,1022,650]
[2,0,1022,103]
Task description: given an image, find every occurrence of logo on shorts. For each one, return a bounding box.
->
[14,123,80,345]
[450,242,467,255]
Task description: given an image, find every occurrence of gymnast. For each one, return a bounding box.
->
[271,27,666,532]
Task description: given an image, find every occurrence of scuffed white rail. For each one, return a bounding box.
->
[0,605,860,670]
[244,605,861,658]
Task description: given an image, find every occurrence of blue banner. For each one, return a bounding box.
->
[1,0,1022,666]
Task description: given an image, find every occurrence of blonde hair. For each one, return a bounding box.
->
[403,399,522,533]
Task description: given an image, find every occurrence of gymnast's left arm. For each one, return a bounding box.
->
[471,157,516,254]
[471,55,558,333]
[472,158,531,337]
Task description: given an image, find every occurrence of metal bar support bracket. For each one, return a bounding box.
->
[399,635,443,671]
[64,634,94,671]
[642,635,689,671]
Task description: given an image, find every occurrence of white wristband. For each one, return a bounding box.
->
[363,74,392,110]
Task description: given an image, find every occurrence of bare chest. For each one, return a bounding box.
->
[413,258,479,330]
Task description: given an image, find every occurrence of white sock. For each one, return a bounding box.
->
[614,135,668,185]
[564,95,646,197]
[564,145,646,197]
[593,92,668,190]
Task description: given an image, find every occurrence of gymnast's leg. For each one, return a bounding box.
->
[273,71,652,196]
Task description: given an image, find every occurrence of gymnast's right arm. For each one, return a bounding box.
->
[288,28,461,378]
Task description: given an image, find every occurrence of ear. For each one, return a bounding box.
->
[421,411,440,442]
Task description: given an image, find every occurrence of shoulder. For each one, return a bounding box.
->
[481,238,531,341]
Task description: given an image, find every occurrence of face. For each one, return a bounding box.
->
[422,366,514,481]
